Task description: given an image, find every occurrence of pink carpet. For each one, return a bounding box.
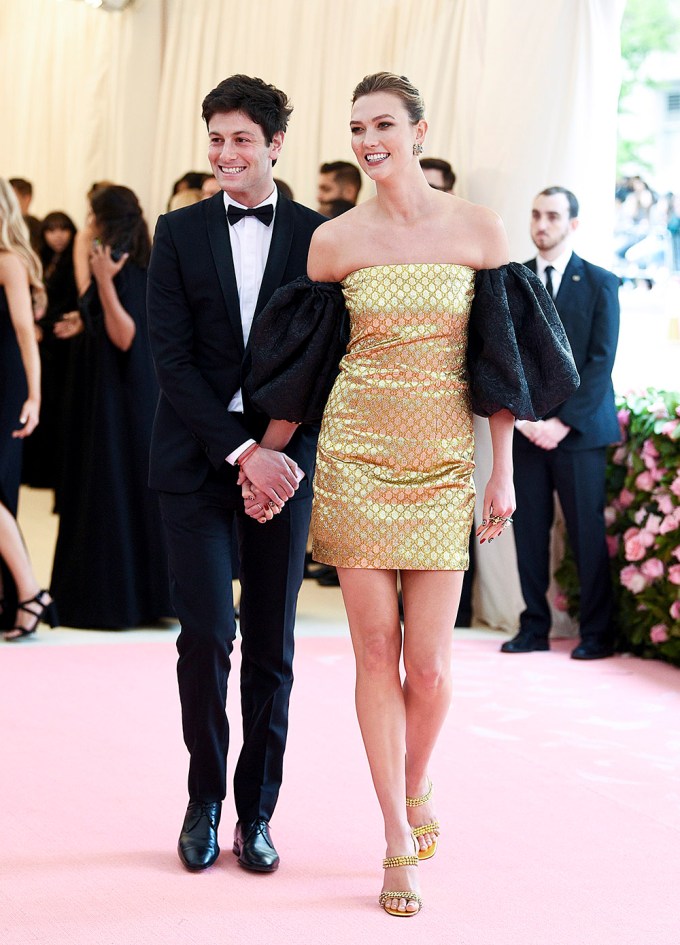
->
[1,634,679,945]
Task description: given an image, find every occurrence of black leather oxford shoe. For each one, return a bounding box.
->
[500,630,550,653]
[178,800,222,871]
[233,818,280,872]
[571,640,615,660]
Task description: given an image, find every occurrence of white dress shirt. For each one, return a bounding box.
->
[536,247,572,298]
[224,187,277,464]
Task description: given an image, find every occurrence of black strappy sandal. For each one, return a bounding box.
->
[3,590,59,642]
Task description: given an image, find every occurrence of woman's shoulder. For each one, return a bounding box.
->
[444,197,508,269]
[308,204,371,282]
[0,249,29,284]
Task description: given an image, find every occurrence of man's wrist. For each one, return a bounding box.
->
[226,438,256,466]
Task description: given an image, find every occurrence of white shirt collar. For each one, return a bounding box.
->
[537,247,572,277]
[222,186,278,214]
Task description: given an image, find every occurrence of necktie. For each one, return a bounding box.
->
[544,264,555,300]
[227,204,274,226]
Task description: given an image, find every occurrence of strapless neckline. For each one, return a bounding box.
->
[342,262,477,282]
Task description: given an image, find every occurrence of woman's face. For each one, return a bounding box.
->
[349,91,424,181]
[43,225,72,254]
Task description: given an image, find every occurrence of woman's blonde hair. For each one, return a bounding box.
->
[0,177,44,291]
[352,72,425,124]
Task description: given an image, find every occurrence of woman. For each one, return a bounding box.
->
[0,178,57,640]
[22,212,79,494]
[244,73,578,916]
[50,185,171,628]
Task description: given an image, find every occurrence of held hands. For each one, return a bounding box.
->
[13,398,40,438]
[515,418,570,451]
[475,470,516,545]
[89,241,129,283]
[237,446,304,524]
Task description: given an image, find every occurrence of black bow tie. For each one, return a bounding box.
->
[227,204,274,226]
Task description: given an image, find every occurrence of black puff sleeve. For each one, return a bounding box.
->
[467,262,580,420]
[245,276,350,423]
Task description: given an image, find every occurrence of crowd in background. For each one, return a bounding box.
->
[1,160,673,639]
[614,174,680,283]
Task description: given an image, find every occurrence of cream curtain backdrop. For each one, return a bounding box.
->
[0,0,625,631]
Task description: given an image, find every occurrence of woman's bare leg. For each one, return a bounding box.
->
[337,566,420,914]
[0,500,46,638]
[401,569,463,851]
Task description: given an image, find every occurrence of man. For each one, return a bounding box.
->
[10,177,42,252]
[316,160,361,215]
[502,186,620,660]
[147,75,326,874]
[419,158,456,194]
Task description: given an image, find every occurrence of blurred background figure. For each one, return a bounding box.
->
[325,198,354,218]
[316,161,361,215]
[50,185,171,628]
[168,188,203,211]
[419,157,456,194]
[200,175,222,199]
[22,212,79,503]
[72,181,116,297]
[167,170,210,210]
[10,177,42,254]
[0,178,57,641]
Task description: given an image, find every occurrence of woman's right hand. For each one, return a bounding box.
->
[12,397,39,438]
[53,310,84,340]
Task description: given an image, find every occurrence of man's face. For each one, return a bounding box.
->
[316,172,343,214]
[12,187,31,215]
[422,167,452,193]
[530,193,577,256]
[207,110,283,207]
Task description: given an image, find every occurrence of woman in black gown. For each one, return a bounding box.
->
[50,185,171,628]
[0,178,58,640]
[22,212,79,497]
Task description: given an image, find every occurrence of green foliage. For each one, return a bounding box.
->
[555,389,680,666]
[618,0,680,175]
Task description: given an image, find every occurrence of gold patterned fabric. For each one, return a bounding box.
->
[311,264,477,570]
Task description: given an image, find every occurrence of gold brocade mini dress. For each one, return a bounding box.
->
[311,263,477,570]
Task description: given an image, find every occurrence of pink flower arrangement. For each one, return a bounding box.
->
[556,389,680,662]
[620,565,648,594]
[635,470,656,492]
[640,558,665,581]
[618,488,635,509]
[650,624,669,644]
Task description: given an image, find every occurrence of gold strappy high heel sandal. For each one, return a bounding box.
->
[407,777,440,861]
[378,843,422,917]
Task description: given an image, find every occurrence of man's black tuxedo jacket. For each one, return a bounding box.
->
[524,253,620,451]
[147,191,326,497]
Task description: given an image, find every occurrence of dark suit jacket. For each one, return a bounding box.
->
[524,253,620,451]
[147,191,326,495]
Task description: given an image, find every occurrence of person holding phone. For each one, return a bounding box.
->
[50,185,171,628]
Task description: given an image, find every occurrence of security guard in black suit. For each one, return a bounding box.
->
[502,187,620,660]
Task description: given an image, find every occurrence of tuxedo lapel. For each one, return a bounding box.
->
[253,195,295,321]
[555,252,584,308]
[206,193,245,355]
